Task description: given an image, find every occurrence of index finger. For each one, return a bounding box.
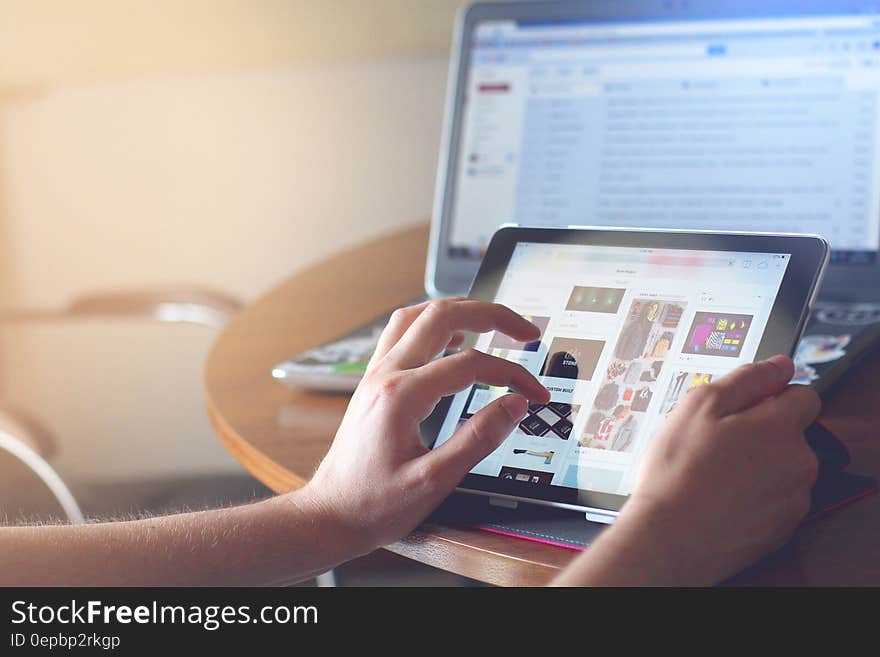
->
[367,299,462,370]
[382,299,542,371]
[396,349,549,423]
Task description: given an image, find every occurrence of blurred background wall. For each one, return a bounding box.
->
[0,0,467,511]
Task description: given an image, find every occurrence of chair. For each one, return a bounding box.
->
[0,287,242,524]
[0,287,242,329]
[0,403,84,524]
[0,409,84,524]
[0,287,336,585]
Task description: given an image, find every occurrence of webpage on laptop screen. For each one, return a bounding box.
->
[432,242,790,496]
[448,12,880,262]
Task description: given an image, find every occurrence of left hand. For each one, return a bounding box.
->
[301,298,550,556]
[552,355,821,586]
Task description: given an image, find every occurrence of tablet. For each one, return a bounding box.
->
[423,226,829,523]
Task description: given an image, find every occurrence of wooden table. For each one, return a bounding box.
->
[205,223,880,586]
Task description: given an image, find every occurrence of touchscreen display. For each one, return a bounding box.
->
[432,242,791,497]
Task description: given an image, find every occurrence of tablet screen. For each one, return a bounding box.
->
[432,241,791,499]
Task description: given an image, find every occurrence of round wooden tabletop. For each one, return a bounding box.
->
[205,223,880,586]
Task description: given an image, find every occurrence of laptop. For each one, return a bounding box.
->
[273,0,880,393]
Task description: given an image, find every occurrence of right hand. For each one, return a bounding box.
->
[554,355,821,586]
[302,298,549,558]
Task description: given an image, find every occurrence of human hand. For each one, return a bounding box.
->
[553,355,821,586]
[301,298,550,557]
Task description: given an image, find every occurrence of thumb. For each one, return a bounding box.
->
[422,393,527,492]
[696,354,794,417]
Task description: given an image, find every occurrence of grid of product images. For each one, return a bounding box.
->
[453,283,763,495]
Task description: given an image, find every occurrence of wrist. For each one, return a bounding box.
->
[604,500,704,586]
[555,499,718,587]
[262,485,374,572]
[615,498,727,586]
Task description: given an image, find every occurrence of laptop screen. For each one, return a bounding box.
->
[446,8,880,265]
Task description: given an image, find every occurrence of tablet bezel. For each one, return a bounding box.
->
[422,226,829,513]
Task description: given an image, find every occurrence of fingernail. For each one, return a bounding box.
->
[501,394,528,421]
[766,354,793,377]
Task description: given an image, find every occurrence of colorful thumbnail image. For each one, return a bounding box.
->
[518,402,579,440]
[540,337,605,381]
[489,315,550,352]
[507,448,558,472]
[683,312,752,358]
[579,297,687,453]
[614,299,685,361]
[660,370,715,416]
[566,286,626,314]
[579,405,640,452]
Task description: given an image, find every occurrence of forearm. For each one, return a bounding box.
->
[0,487,367,586]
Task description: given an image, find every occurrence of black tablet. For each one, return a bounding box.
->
[424,226,829,522]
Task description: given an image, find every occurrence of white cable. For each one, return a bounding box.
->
[0,430,84,524]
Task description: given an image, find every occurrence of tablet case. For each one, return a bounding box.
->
[429,421,877,551]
